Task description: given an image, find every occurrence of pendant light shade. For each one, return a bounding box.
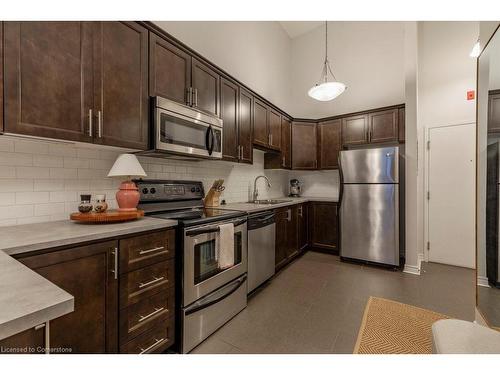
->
[308,21,346,102]
[470,40,481,58]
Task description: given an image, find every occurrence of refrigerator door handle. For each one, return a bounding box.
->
[338,153,344,209]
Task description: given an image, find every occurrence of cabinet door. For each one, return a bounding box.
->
[369,109,398,143]
[192,58,220,117]
[253,99,269,147]
[93,21,149,150]
[238,88,253,164]
[0,22,3,133]
[221,77,239,162]
[488,93,500,133]
[309,202,338,252]
[0,325,46,354]
[275,208,289,270]
[281,117,292,168]
[318,119,341,169]
[292,122,317,170]
[342,114,368,146]
[298,203,308,251]
[398,107,405,142]
[4,22,93,142]
[149,33,191,105]
[19,241,119,353]
[287,206,299,258]
[268,109,282,151]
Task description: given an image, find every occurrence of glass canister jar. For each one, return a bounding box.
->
[94,194,108,213]
[78,194,93,213]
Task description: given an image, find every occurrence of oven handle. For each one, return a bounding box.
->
[205,125,215,156]
[185,218,247,237]
[184,274,247,316]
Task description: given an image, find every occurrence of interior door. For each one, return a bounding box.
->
[93,21,149,150]
[149,33,191,105]
[221,77,239,162]
[428,123,475,268]
[191,58,220,117]
[341,184,399,265]
[238,88,253,164]
[3,22,93,142]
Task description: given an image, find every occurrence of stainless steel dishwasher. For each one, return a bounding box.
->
[247,210,276,293]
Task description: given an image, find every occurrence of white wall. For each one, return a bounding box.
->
[0,137,288,226]
[153,21,293,114]
[289,22,405,119]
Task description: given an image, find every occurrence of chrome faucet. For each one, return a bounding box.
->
[253,175,271,201]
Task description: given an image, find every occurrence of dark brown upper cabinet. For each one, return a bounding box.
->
[317,119,341,169]
[281,117,292,168]
[149,33,191,105]
[3,22,94,143]
[488,91,500,133]
[292,121,317,170]
[253,98,269,148]
[268,109,282,151]
[221,77,239,162]
[238,88,254,164]
[398,107,405,142]
[4,21,148,149]
[192,58,220,117]
[342,114,369,146]
[93,22,149,150]
[19,241,119,353]
[368,108,398,144]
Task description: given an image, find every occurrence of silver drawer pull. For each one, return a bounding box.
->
[139,276,164,289]
[138,307,165,323]
[139,246,165,255]
[139,337,166,354]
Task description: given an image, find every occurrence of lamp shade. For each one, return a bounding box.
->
[308,81,346,101]
[107,154,147,178]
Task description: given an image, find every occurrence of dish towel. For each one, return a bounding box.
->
[217,223,234,269]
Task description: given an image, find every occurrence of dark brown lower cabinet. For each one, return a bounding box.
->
[19,241,119,354]
[309,202,339,253]
[275,205,301,271]
[298,203,308,251]
[0,325,46,354]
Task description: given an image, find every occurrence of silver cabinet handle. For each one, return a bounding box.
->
[282,156,285,167]
[186,87,192,106]
[139,338,166,354]
[270,134,273,146]
[286,209,291,221]
[88,109,93,136]
[138,307,165,323]
[139,246,165,255]
[193,88,198,107]
[111,247,118,280]
[139,276,164,289]
[35,323,46,330]
[97,110,102,138]
[240,145,243,159]
[298,207,303,217]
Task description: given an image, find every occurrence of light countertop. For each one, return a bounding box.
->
[213,196,338,213]
[0,217,177,341]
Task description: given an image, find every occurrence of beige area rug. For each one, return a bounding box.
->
[353,297,449,354]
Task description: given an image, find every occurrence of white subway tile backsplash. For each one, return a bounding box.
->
[0,166,16,178]
[0,152,33,166]
[15,191,50,204]
[0,138,15,152]
[0,193,16,206]
[63,157,90,169]
[50,168,78,179]
[0,179,34,192]
[77,148,100,159]
[14,139,49,155]
[33,155,64,168]
[34,202,65,216]
[48,144,77,157]
[0,204,33,219]
[34,179,65,192]
[17,166,50,179]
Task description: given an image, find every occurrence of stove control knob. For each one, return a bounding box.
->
[191,187,196,193]
[196,187,201,192]
[150,188,156,194]
[142,188,149,194]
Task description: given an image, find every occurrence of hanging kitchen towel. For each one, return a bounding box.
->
[217,223,234,269]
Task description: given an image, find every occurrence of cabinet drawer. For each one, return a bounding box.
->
[120,287,175,344]
[120,260,174,308]
[120,317,175,354]
[120,230,175,273]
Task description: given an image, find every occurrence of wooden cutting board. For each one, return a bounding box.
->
[70,210,144,223]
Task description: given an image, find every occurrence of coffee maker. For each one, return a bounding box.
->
[289,179,302,197]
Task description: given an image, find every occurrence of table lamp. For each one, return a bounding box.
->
[107,154,147,212]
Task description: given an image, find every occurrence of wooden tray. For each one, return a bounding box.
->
[70,210,144,223]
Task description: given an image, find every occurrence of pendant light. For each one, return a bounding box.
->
[469,39,481,58]
[308,21,346,101]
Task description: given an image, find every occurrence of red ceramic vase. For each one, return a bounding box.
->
[116,181,140,212]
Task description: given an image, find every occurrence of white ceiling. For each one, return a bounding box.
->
[279,21,324,39]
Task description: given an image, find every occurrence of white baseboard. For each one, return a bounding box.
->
[477,276,491,288]
[403,264,420,275]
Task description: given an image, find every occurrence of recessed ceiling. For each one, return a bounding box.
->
[279,21,324,39]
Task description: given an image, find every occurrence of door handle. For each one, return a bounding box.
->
[187,87,193,106]
[139,276,164,289]
[139,246,165,255]
[97,110,102,138]
[111,247,118,280]
[193,88,198,107]
[138,307,165,323]
[139,338,166,354]
[88,109,93,136]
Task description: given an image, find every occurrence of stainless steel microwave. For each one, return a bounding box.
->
[144,96,223,160]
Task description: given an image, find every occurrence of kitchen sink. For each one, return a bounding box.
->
[249,199,292,205]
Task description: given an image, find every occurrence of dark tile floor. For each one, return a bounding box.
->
[478,285,500,328]
[190,251,475,354]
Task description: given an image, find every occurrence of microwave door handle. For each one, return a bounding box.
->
[209,126,215,155]
[205,125,213,156]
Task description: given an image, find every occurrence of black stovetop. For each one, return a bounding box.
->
[149,207,245,226]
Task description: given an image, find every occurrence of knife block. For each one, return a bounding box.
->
[204,187,222,207]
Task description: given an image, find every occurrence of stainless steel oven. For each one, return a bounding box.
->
[183,216,247,307]
[150,96,223,159]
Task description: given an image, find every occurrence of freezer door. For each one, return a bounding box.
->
[340,147,399,183]
[340,184,399,266]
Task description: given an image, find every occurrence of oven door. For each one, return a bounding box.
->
[154,98,222,159]
[183,217,247,307]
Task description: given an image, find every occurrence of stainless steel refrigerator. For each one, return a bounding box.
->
[339,146,403,266]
